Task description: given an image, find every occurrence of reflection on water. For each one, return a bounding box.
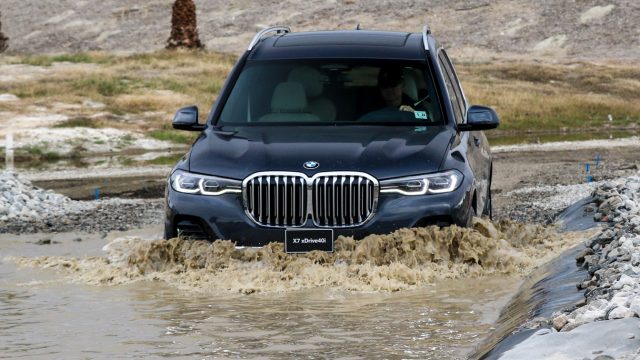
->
[487,130,639,146]
[0,263,517,359]
[0,221,591,359]
[5,150,185,171]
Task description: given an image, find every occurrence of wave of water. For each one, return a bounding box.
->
[11,219,585,294]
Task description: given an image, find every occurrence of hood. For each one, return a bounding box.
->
[188,125,454,180]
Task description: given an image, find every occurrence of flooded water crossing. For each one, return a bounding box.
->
[0,220,593,359]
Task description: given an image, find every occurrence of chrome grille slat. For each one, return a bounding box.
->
[349,176,354,224]
[266,177,271,225]
[242,172,378,228]
[274,177,279,224]
[332,176,337,226]
[258,178,262,222]
[283,176,288,226]
[357,177,362,223]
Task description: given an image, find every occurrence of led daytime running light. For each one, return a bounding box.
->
[172,171,241,196]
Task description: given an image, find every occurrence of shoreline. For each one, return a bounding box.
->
[476,174,640,359]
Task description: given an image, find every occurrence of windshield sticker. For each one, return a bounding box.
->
[414,111,428,120]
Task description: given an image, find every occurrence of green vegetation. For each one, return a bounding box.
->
[148,153,186,165]
[72,76,131,97]
[54,117,99,128]
[149,128,198,144]
[20,145,63,161]
[14,53,108,66]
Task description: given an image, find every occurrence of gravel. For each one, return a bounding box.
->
[0,171,163,234]
[2,0,639,60]
[498,182,602,224]
[539,174,640,331]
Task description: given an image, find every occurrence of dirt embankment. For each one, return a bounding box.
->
[0,0,638,61]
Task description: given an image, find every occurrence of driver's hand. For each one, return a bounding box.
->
[399,105,415,112]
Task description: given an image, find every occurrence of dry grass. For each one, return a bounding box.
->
[1,51,638,137]
[0,50,234,136]
[458,61,640,131]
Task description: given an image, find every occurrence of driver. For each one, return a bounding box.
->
[377,66,415,112]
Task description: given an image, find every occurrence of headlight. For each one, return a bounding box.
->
[380,170,463,195]
[170,170,242,195]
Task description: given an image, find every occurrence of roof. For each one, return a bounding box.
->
[248,30,429,61]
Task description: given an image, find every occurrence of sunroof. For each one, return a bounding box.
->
[273,32,410,47]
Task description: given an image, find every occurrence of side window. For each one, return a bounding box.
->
[440,51,467,119]
[438,53,463,124]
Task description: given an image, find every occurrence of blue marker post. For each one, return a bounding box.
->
[595,153,601,167]
[585,163,593,183]
[95,188,100,201]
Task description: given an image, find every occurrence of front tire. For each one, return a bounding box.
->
[482,186,492,220]
[482,165,493,220]
[465,206,477,228]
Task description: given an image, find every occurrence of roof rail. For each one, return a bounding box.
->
[422,24,431,51]
[248,26,291,51]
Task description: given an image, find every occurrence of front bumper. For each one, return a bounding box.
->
[165,182,472,246]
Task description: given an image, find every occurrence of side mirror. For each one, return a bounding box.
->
[172,105,206,131]
[458,105,500,131]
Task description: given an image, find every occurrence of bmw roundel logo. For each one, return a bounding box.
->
[303,161,320,170]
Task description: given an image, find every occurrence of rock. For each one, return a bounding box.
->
[612,274,637,290]
[577,279,596,290]
[552,314,568,331]
[588,264,602,275]
[534,328,551,335]
[576,247,594,263]
[593,355,615,360]
[607,306,636,319]
[628,297,640,315]
[599,195,623,213]
[82,99,106,109]
[0,93,18,102]
[574,298,587,307]
[560,320,584,332]
[35,238,52,245]
[573,307,606,323]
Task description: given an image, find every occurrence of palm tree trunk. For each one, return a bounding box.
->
[0,12,9,53]
[166,0,203,49]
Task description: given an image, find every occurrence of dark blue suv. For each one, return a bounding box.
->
[165,25,499,251]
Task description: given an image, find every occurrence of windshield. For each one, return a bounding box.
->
[217,60,444,126]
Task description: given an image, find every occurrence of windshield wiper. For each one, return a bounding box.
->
[211,127,237,136]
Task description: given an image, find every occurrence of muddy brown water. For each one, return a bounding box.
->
[0,220,592,359]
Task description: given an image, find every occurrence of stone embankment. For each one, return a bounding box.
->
[0,171,162,234]
[549,175,640,331]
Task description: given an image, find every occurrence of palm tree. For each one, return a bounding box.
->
[0,12,8,53]
[166,0,203,49]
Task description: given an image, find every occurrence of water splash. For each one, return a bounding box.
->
[11,219,586,294]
